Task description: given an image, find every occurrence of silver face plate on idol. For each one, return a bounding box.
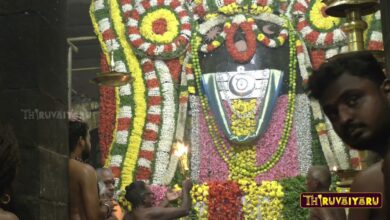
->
[215,66,270,100]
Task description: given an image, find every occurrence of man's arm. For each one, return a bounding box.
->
[383,152,390,220]
[80,164,109,220]
[146,180,192,220]
[158,191,181,207]
[348,173,372,220]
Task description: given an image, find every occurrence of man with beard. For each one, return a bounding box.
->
[308,51,390,220]
[69,118,115,220]
[97,168,123,219]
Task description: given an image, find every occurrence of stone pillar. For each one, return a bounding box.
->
[0,0,68,219]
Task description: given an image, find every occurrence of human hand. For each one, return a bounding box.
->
[182,179,193,192]
[101,199,117,216]
[166,190,182,201]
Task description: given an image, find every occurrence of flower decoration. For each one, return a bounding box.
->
[224,16,257,63]
[152,60,177,184]
[140,9,179,44]
[190,95,201,182]
[258,181,284,220]
[230,99,257,137]
[308,0,341,31]
[193,0,275,18]
[192,20,298,180]
[198,14,289,63]
[92,0,147,190]
[135,58,162,182]
[365,11,384,50]
[126,0,192,59]
[149,185,169,206]
[292,0,346,48]
[208,181,243,219]
[190,180,285,219]
[191,183,209,219]
[294,94,313,175]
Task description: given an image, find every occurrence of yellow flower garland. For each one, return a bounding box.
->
[309,0,340,31]
[229,146,257,180]
[231,99,257,136]
[191,184,209,219]
[258,181,284,220]
[140,8,180,44]
[238,179,261,219]
[110,0,147,190]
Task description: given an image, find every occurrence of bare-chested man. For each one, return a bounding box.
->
[69,119,115,220]
[307,166,346,220]
[308,51,390,219]
[123,179,192,220]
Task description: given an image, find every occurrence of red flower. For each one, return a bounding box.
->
[111,166,122,178]
[136,167,152,180]
[208,181,243,220]
[165,59,181,83]
[99,54,117,165]
[152,18,168,35]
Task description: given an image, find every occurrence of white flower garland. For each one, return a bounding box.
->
[190,95,201,182]
[119,84,132,96]
[253,13,285,26]
[152,60,177,184]
[175,53,190,141]
[309,100,338,169]
[116,130,129,145]
[162,155,180,185]
[325,117,350,170]
[119,106,132,118]
[294,94,312,175]
[94,0,105,11]
[110,155,123,167]
[198,15,227,35]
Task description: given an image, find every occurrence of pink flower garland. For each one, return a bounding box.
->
[199,108,229,182]
[255,95,299,182]
[149,185,169,206]
[198,95,299,183]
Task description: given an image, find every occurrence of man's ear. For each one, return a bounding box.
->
[382,79,390,96]
[77,136,84,146]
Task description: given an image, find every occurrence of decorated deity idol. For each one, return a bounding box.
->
[90,0,383,218]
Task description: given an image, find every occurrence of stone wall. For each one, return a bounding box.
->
[0,0,68,219]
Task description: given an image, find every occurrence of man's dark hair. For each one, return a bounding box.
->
[125,181,148,209]
[308,51,386,100]
[0,123,20,196]
[69,121,89,154]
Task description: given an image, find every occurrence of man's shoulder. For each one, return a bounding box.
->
[69,159,95,175]
[0,211,19,220]
[351,161,383,192]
